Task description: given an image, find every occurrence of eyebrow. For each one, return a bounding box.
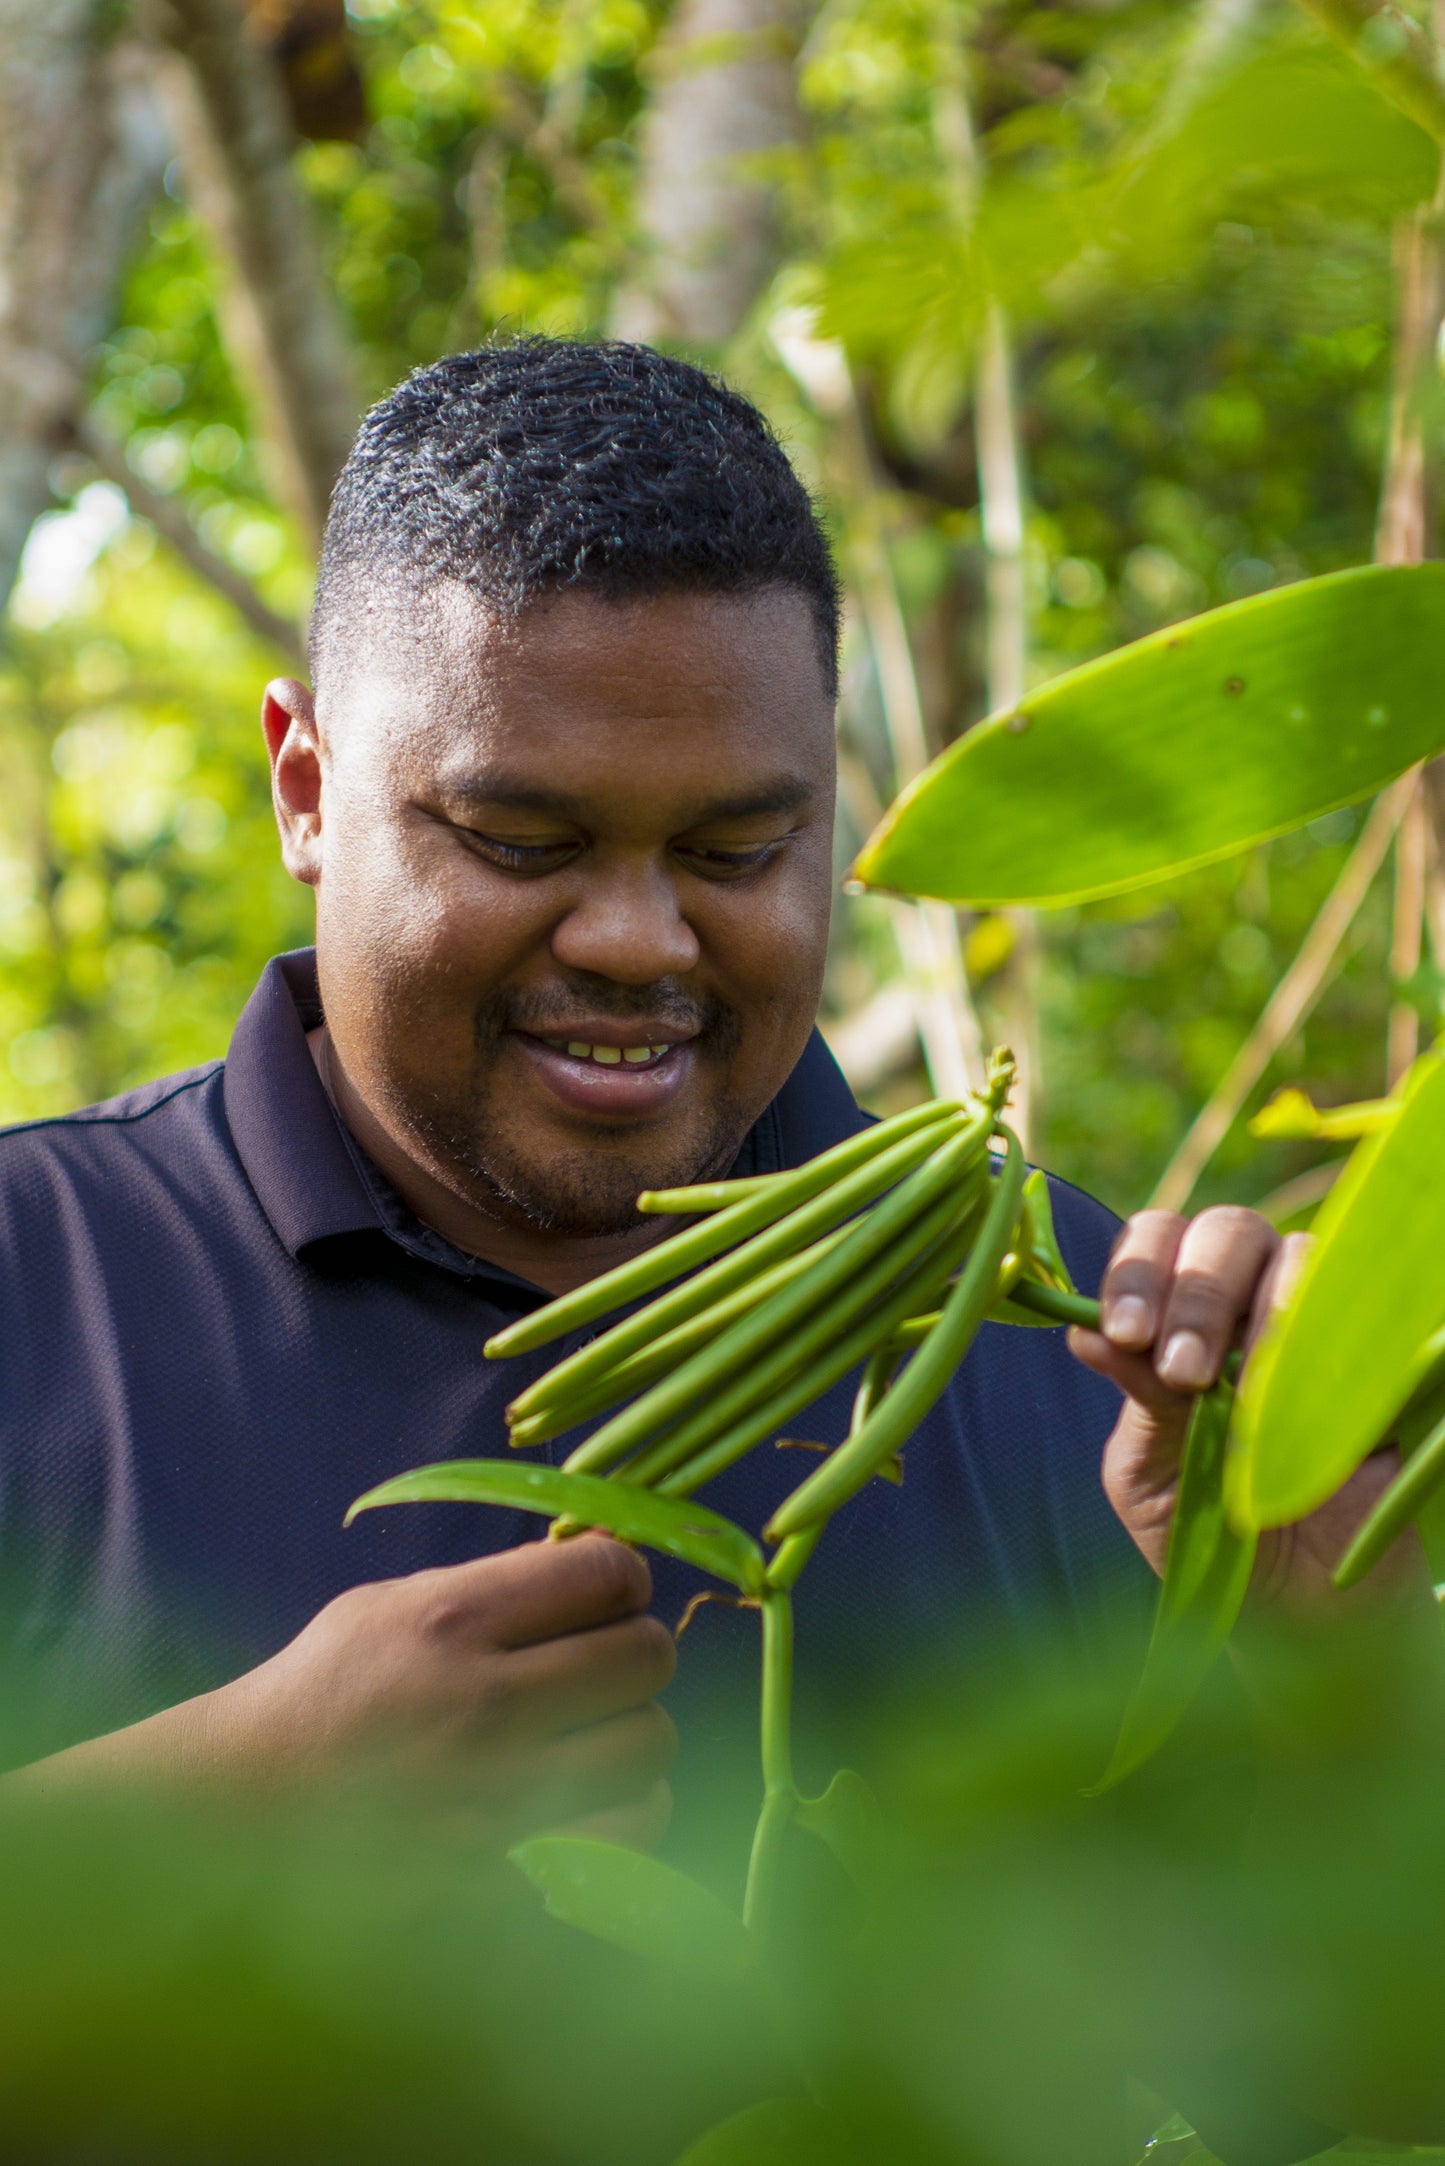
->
[442,774,819,824]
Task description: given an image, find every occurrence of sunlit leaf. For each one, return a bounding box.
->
[1091,1387,1255,1792]
[793,1767,886,1889]
[673,2098,852,2166]
[1230,1052,1445,1530]
[346,1460,766,1595]
[854,564,1445,909]
[1250,1086,1396,1141]
[508,1837,752,1980]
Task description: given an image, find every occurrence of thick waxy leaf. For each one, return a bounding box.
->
[854,564,1445,909]
[346,1460,765,1595]
[674,2099,852,2166]
[508,1837,751,1980]
[1092,1387,1256,1792]
[1229,1052,1445,1531]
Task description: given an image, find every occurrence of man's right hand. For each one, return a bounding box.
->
[12,1535,678,1852]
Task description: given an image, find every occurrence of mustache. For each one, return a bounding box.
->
[476,982,742,1053]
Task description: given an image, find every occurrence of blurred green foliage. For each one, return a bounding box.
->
[4,1629,1445,2161]
[1,0,1436,1215]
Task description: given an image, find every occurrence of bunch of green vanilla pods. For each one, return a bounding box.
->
[485,1049,1093,1561]
[352,1052,1110,1933]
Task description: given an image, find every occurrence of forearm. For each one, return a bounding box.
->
[0,1683,246,1800]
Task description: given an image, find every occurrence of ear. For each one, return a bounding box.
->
[262,677,324,888]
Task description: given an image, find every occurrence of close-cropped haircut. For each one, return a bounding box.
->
[310,338,841,693]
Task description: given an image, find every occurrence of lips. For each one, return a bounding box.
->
[511,1028,698,1119]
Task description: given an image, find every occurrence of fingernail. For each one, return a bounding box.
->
[1106,1294,1153,1349]
[1158,1330,1210,1391]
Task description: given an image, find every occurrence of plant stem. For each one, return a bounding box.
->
[743,1587,798,1937]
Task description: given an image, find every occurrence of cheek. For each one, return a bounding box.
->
[704,853,833,1021]
[317,808,542,991]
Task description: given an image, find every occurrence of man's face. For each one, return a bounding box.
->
[301,585,837,1238]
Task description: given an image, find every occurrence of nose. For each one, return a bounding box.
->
[549,858,701,984]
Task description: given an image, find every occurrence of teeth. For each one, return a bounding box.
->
[547,1038,675,1066]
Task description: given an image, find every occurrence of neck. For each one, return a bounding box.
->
[306,1027,674,1297]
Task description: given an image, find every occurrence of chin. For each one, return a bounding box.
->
[458,1113,743,1240]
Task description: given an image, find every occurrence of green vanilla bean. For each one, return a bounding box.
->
[765,1129,1028,1542]
[505,1228,849,1448]
[486,1097,964,1361]
[1005,1280,1102,1329]
[764,1524,823,1592]
[506,1106,981,1427]
[636,1176,778,1213]
[565,1136,990,1482]
[1006,1279,1245,1388]
[1333,1406,1445,1590]
[655,1196,985,1499]
[888,1310,942,1349]
[850,1344,898,1434]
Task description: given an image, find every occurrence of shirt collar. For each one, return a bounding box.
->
[223,947,868,1277]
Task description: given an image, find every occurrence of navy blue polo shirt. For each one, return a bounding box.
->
[0,948,1143,1776]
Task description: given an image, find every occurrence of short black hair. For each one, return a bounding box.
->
[311,338,840,693]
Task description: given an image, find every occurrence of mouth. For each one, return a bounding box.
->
[538,1036,676,1069]
[510,1027,699,1120]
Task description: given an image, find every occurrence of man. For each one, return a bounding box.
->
[0,340,1426,1866]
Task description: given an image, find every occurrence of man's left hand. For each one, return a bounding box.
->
[1068,1205,1429,1620]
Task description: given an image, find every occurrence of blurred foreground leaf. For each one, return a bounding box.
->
[1231,1052,1445,1529]
[674,2098,852,2165]
[347,1459,766,1594]
[509,1837,752,1980]
[854,565,1445,909]
[1093,1387,1255,1791]
[793,1767,886,1888]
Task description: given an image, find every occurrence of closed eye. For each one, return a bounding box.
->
[675,841,785,879]
[463,833,581,873]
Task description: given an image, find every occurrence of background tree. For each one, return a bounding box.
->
[2,0,1443,1227]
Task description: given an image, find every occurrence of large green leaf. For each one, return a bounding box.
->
[346,1460,765,1595]
[1091,1387,1256,1792]
[508,1836,752,1979]
[1229,1052,1445,1531]
[853,564,1445,909]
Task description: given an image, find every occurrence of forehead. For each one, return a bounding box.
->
[333,585,837,797]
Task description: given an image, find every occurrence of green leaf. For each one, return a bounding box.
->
[508,1837,752,1979]
[346,1460,766,1595]
[1092,1387,1256,1792]
[1249,1086,1397,1141]
[853,564,1445,909]
[792,1768,886,1889]
[1230,1052,1445,1530]
[673,2099,853,2166]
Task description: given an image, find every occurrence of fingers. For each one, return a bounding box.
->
[1068,1328,1184,1419]
[428,1533,654,1650]
[501,1611,677,1738]
[1095,1205,1280,1395]
[1099,1209,1186,1351]
[560,1778,674,1854]
[1247,1229,1311,1351]
[527,1702,679,1829]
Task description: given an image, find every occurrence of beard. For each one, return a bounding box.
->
[401,981,749,1240]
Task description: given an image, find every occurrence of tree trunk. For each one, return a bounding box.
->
[0,3,165,622]
[150,0,358,549]
[612,0,802,346]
